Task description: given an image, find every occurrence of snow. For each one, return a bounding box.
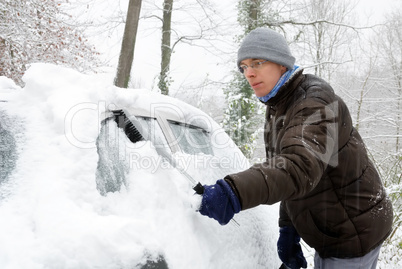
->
[0,64,280,269]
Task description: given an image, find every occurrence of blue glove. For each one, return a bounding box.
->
[198,179,241,225]
[277,226,307,269]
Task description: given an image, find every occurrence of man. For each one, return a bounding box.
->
[198,27,393,269]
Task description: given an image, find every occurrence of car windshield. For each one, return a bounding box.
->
[135,116,171,153]
[168,120,213,156]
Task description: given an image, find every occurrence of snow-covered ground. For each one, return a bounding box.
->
[0,64,281,269]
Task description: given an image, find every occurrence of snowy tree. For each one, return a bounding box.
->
[294,0,357,82]
[372,10,402,257]
[222,71,265,159]
[222,0,276,159]
[379,11,402,154]
[0,0,100,86]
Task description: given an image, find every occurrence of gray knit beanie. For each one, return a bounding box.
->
[237,27,295,70]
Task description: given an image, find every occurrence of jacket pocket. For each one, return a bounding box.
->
[296,210,362,258]
[296,210,339,250]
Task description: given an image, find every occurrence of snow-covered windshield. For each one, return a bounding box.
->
[168,120,213,155]
[137,116,171,153]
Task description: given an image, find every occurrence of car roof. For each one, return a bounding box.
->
[102,88,216,132]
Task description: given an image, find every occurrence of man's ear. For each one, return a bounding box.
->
[281,66,287,74]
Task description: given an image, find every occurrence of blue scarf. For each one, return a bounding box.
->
[257,65,299,103]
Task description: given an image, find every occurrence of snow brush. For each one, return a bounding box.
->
[110,109,205,195]
[110,109,239,226]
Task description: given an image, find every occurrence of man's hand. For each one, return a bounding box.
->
[198,179,241,225]
[277,226,307,269]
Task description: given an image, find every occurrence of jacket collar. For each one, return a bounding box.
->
[263,68,305,106]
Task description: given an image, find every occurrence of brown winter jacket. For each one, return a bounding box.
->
[225,68,393,258]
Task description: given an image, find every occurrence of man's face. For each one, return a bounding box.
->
[240,59,287,97]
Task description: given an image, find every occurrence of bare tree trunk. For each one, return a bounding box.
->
[247,0,260,31]
[114,0,142,88]
[158,0,173,95]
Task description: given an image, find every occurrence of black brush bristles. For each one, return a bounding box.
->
[112,110,145,143]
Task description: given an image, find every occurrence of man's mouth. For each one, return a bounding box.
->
[251,82,262,88]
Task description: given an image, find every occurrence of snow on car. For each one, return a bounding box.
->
[0,63,280,269]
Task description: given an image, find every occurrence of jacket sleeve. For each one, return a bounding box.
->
[225,95,338,210]
[279,201,293,227]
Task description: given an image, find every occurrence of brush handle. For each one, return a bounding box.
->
[193,182,205,195]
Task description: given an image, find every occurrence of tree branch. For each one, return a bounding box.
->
[264,19,384,31]
[142,14,163,23]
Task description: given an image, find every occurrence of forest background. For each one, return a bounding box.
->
[1,0,401,267]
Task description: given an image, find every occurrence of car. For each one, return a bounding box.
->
[0,64,281,269]
[94,88,282,268]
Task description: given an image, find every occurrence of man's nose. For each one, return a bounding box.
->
[245,67,256,78]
